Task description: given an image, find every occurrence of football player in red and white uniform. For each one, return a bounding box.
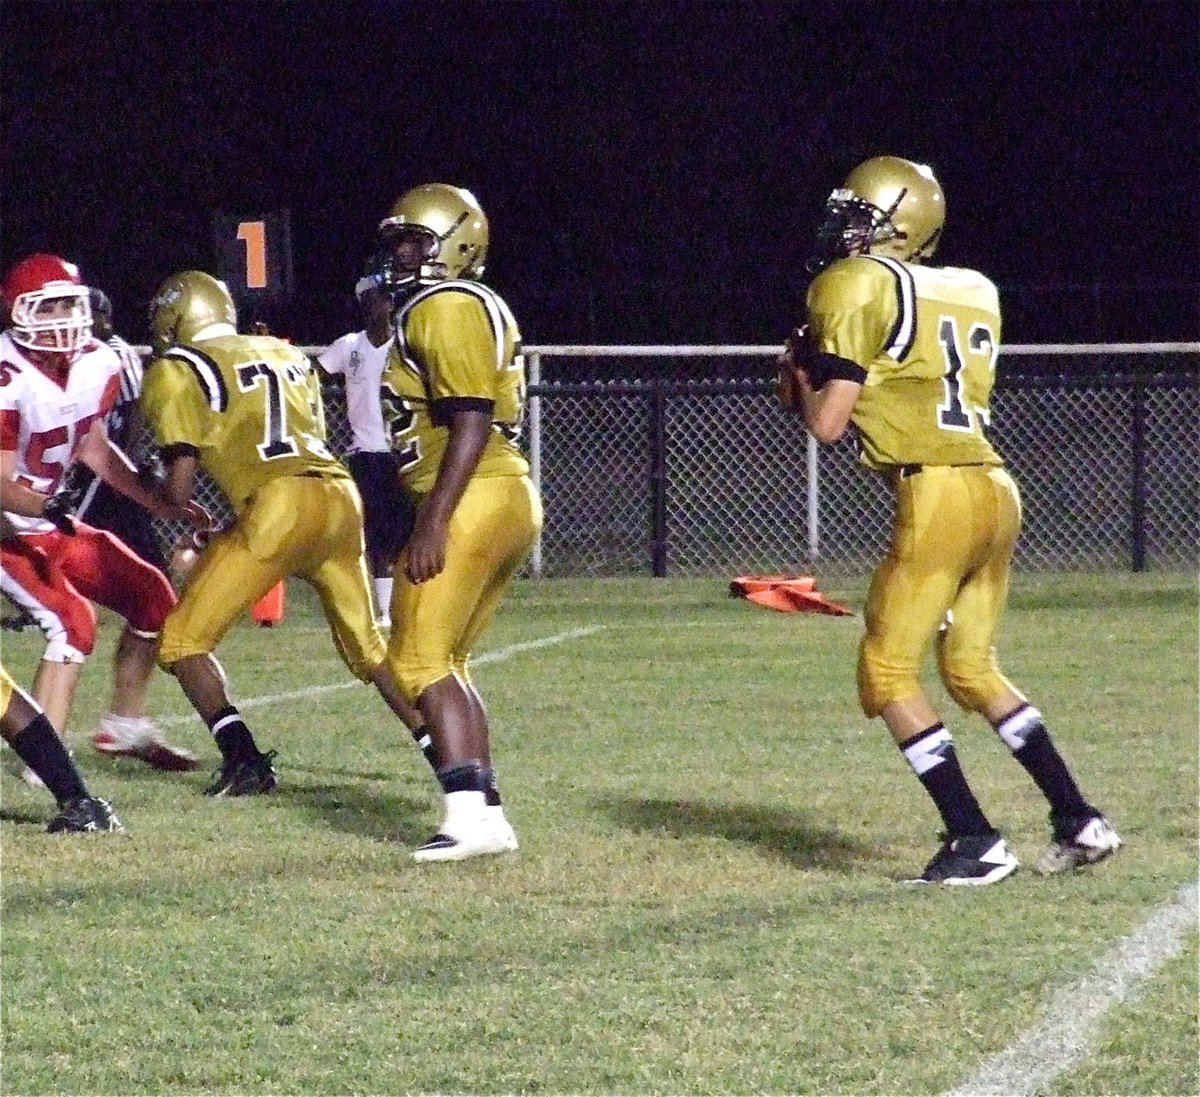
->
[0,253,206,775]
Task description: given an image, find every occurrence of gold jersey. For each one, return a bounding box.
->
[806,255,1004,471]
[380,280,529,495]
[141,334,346,511]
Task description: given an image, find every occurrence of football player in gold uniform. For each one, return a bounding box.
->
[375,184,542,861]
[779,156,1120,884]
[141,271,425,796]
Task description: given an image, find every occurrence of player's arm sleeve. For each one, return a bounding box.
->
[805,263,894,378]
[140,358,209,449]
[409,292,498,420]
[316,334,352,376]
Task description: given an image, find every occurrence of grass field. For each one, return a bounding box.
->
[1,572,1196,1096]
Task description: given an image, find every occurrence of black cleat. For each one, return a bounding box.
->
[47,797,126,834]
[904,831,1019,886]
[204,750,278,797]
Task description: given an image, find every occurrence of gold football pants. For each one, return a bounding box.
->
[388,474,542,701]
[858,464,1022,717]
[158,474,384,680]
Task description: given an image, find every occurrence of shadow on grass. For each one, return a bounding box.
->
[80,752,434,843]
[273,779,431,844]
[594,794,876,872]
[0,807,50,826]
[88,751,414,788]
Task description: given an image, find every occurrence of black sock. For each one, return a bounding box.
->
[410,725,439,770]
[9,715,88,804]
[899,724,994,838]
[208,705,259,762]
[994,705,1093,818]
[436,759,487,795]
[482,766,502,807]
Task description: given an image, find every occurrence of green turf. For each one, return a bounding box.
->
[2,573,1196,1095]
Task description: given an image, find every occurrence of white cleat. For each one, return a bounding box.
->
[413,819,519,863]
[93,716,199,771]
[1036,814,1122,875]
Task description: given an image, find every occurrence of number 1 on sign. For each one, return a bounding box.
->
[237,221,267,289]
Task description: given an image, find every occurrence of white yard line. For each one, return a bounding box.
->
[946,879,1200,1097]
[154,625,604,728]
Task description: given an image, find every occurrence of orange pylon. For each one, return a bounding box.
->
[251,581,286,627]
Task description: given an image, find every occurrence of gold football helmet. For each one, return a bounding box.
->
[809,156,944,271]
[376,183,489,284]
[148,271,237,353]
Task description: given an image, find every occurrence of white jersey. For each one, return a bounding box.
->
[317,330,393,453]
[108,334,145,413]
[0,331,121,534]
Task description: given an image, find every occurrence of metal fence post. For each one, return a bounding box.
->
[1130,371,1147,572]
[805,431,820,562]
[650,376,668,577]
[527,351,543,578]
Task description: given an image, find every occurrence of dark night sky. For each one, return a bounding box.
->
[3,0,1197,347]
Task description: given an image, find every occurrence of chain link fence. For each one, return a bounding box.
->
[144,345,1198,576]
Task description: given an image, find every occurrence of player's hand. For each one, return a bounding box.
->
[777,327,810,413]
[778,324,832,404]
[777,359,805,413]
[154,497,213,531]
[785,324,808,358]
[190,517,230,552]
[180,499,215,532]
[41,489,79,535]
[403,515,449,584]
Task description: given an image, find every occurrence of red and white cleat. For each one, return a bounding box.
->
[93,716,200,771]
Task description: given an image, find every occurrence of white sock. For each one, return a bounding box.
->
[441,790,486,836]
[374,577,393,621]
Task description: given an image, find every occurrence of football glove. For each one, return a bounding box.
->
[777,326,816,412]
[42,489,79,535]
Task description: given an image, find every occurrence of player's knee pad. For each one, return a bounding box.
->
[155,617,207,670]
[391,652,452,705]
[37,602,96,661]
[936,634,1013,714]
[856,636,921,718]
[124,569,177,635]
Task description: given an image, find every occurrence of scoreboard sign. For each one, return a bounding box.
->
[212,209,294,304]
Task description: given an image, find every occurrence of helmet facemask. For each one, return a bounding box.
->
[10,284,93,357]
[376,223,448,290]
[809,189,906,272]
